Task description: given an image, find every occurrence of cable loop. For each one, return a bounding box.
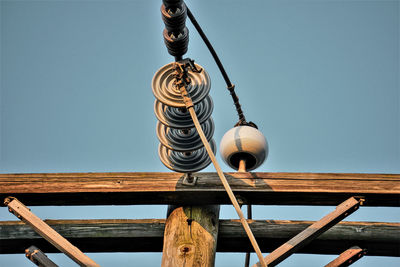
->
[186,6,261,127]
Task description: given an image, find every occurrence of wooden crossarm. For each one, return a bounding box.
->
[0,172,399,206]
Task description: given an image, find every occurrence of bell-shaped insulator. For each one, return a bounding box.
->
[219,125,268,171]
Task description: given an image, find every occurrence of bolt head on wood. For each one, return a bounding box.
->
[219,126,268,171]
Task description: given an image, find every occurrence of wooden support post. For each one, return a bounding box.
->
[324,246,367,267]
[253,197,363,267]
[4,197,100,267]
[25,246,59,267]
[161,205,220,267]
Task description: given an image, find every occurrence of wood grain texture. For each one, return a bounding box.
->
[1,219,399,256]
[324,246,366,267]
[5,198,99,267]
[25,246,59,267]
[254,197,361,267]
[0,172,399,206]
[161,206,220,267]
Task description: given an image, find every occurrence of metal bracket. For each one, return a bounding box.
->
[236,194,246,208]
[173,58,202,89]
[182,173,198,186]
[178,58,202,73]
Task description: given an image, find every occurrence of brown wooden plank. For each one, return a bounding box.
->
[1,219,399,256]
[25,246,59,267]
[325,246,367,267]
[0,172,399,206]
[253,197,362,267]
[5,198,99,267]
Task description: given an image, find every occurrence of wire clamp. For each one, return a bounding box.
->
[173,58,202,87]
[178,58,202,73]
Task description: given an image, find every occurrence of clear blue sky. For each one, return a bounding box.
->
[1,0,399,266]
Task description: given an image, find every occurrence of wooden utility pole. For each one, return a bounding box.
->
[161,205,220,267]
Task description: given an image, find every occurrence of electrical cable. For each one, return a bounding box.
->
[186,7,231,86]
[186,6,248,125]
[245,204,253,267]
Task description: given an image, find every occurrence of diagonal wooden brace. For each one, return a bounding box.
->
[324,246,367,267]
[253,197,364,267]
[25,245,59,267]
[4,197,100,267]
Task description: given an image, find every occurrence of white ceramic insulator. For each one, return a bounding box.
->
[219,126,268,171]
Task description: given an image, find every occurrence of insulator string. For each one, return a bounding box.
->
[152,62,215,173]
[157,2,265,264]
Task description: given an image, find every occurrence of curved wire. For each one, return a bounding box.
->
[186,6,247,125]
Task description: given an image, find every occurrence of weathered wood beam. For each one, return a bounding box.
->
[1,219,399,256]
[5,198,99,267]
[254,197,362,266]
[25,246,59,267]
[324,246,367,267]
[0,172,399,206]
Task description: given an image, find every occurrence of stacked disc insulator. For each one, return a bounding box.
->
[152,62,216,173]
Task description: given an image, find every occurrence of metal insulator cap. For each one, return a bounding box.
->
[219,126,268,171]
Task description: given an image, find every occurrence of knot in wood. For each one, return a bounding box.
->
[178,244,194,256]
